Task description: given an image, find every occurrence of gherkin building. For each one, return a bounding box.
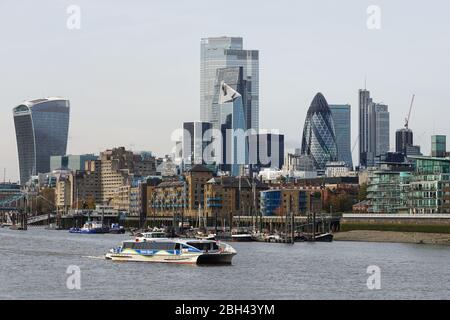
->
[301,93,338,170]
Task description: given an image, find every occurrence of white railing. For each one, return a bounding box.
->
[342,213,450,219]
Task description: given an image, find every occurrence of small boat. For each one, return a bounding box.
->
[134,231,168,240]
[9,225,25,231]
[266,234,282,243]
[109,223,125,234]
[295,232,334,242]
[314,232,334,242]
[194,232,216,241]
[105,237,237,265]
[231,233,254,242]
[69,221,109,234]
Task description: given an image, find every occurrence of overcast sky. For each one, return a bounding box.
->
[1,0,450,182]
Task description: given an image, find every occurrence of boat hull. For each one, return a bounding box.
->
[109,228,126,234]
[231,235,254,242]
[105,252,235,265]
[69,227,110,234]
[197,253,235,265]
[295,233,334,242]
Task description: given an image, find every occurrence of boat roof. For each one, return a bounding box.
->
[123,238,216,244]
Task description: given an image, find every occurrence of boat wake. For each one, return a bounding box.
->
[82,255,106,260]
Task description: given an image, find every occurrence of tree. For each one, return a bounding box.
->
[85,196,96,210]
[36,188,55,214]
[358,183,368,201]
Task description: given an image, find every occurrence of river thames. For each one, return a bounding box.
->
[1,227,450,299]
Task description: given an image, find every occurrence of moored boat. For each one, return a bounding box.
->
[109,223,126,234]
[231,233,254,242]
[69,221,109,234]
[295,232,334,242]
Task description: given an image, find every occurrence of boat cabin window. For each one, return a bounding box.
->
[142,232,166,238]
[123,241,177,251]
[186,242,218,251]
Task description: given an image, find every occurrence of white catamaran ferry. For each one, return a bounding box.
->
[105,237,237,265]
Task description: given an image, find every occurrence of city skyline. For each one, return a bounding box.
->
[1,1,450,181]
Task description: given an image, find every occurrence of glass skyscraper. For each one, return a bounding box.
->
[219,81,247,176]
[13,97,70,184]
[200,36,259,131]
[329,104,353,168]
[359,89,371,168]
[431,135,447,157]
[369,103,390,165]
[50,154,98,172]
[359,89,390,167]
[182,121,213,166]
[301,93,338,170]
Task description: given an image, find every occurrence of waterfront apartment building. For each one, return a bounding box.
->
[185,165,215,212]
[407,156,450,214]
[201,36,259,131]
[148,165,214,219]
[260,189,312,216]
[366,163,412,214]
[204,176,268,223]
[366,155,450,214]
[149,180,187,219]
[329,104,353,168]
[13,97,70,185]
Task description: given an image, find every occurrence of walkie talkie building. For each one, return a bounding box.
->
[301,93,338,170]
[13,97,70,184]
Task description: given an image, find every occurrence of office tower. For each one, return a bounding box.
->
[369,103,390,165]
[219,81,247,176]
[248,133,285,170]
[329,104,353,168]
[182,121,213,166]
[13,97,70,185]
[50,154,98,172]
[405,145,422,156]
[395,128,414,155]
[201,36,259,131]
[431,135,447,157]
[359,89,372,168]
[301,93,338,170]
[358,89,390,167]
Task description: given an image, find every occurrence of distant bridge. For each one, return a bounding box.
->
[1,192,57,226]
[27,213,56,224]
[0,192,26,209]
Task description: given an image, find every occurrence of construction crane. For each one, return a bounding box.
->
[404,94,415,129]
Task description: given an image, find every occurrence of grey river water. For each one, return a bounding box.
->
[1,227,450,299]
